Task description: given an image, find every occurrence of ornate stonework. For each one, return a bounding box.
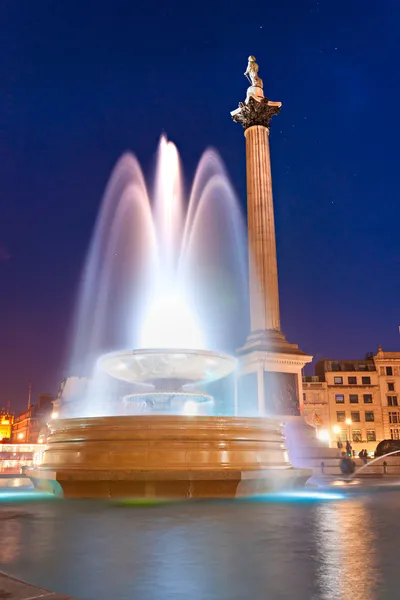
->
[232,96,281,130]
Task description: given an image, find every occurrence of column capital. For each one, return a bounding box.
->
[231,96,282,130]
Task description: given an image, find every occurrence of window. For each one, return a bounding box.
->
[348,376,357,385]
[339,430,347,442]
[387,396,398,407]
[336,411,346,422]
[335,394,345,404]
[365,411,374,422]
[363,394,373,404]
[389,412,400,424]
[366,430,376,442]
[350,411,360,422]
[391,429,400,440]
[362,376,371,385]
[386,366,393,376]
[352,429,362,443]
[334,376,343,384]
[349,394,359,404]
[388,382,395,392]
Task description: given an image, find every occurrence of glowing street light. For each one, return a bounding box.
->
[316,428,330,443]
[345,418,352,445]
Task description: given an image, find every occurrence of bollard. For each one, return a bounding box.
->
[383,461,387,474]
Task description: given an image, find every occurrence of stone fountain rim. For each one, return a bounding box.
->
[49,415,285,427]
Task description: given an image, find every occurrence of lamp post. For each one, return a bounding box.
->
[345,418,352,443]
[333,425,341,448]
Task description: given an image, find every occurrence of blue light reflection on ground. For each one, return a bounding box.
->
[0,487,345,506]
[0,487,55,503]
[238,490,345,503]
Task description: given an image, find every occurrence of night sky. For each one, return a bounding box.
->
[2,0,400,412]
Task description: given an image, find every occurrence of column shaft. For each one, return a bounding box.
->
[245,125,280,332]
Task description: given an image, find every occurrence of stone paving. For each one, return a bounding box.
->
[0,572,75,600]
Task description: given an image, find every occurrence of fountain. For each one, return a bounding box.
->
[28,64,310,499]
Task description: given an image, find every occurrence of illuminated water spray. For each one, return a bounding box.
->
[66,136,248,417]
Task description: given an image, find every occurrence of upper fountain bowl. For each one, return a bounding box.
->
[97,348,237,387]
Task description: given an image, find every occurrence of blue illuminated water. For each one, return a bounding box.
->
[0,486,397,599]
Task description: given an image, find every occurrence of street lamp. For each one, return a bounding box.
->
[345,417,352,442]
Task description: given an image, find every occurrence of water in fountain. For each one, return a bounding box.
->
[64,136,248,418]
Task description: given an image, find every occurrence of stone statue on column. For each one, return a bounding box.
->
[244,56,263,89]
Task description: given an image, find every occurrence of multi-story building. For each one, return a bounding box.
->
[314,357,384,453]
[0,411,14,441]
[374,347,400,441]
[303,348,400,453]
[11,393,53,444]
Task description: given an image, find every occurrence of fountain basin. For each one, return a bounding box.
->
[28,416,310,498]
[97,348,237,387]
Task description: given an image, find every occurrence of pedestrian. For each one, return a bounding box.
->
[339,451,355,475]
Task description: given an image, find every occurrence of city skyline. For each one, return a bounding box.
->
[2,0,400,411]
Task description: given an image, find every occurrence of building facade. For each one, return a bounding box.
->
[374,347,400,441]
[0,411,14,441]
[11,394,53,444]
[303,348,400,454]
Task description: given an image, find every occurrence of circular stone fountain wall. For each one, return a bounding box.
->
[29,415,310,499]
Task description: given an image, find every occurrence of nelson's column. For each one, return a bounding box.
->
[231,56,313,418]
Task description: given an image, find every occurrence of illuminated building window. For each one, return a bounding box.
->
[363,394,373,404]
[389,411,400,424]
[386,366,393,376]
[335,394,344,404]
[352,429,362,442]
[366,430,376,442]
[348,377,357,385]
[387,396,398,407]
[365,411,375,422]
[390,428,400,440]
[362,376,371,385]
[336,411,345,422]
[339,430,347,442]
[388,382,395,392]
[334,376,343,384]
[349,394,359,404]
[350,411,360,422]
